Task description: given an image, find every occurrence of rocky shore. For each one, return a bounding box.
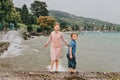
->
[0,42,10,55]
[0,71,120,80]
[22,32,49,40]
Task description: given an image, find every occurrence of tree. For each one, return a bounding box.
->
[0,0,14,23]
[30,1,49,18]
[0,0,21,30]
[21,4,29,25]
[15,7,22,12]
[60,23,68,30]
[37,16,55,31]
[9,8,21,21]
[27,14,37,24]
[16,7,37,25]
[9,7,21,29]
[75,25,80,31]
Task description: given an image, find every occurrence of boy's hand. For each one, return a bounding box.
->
[70,54,72,59]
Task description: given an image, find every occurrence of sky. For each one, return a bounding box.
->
[13,0,120,24]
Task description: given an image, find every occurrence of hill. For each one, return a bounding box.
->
[49,10,120,31]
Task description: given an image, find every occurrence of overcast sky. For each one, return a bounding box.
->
[13,0,120,24]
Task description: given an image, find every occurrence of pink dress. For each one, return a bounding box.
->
[45,31,68,60]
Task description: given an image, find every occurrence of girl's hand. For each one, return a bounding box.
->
[70,54,73,59]
[67,44,70,47]
[44,43,48,47]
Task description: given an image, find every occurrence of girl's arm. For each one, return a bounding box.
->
[61,33,69,47]
[44,34,52,47]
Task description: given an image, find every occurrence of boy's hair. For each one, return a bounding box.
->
[54,22,60,26]
[71,33,78,38]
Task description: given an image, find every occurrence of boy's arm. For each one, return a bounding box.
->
[70,47,73,59]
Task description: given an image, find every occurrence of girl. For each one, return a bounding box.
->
[44,22,69,72]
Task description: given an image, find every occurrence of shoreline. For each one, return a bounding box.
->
[0,71,120,80]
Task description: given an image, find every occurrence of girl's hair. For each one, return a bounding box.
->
[54,22,60,26]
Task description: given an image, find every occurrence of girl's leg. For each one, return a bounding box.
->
[50,60,55,72]
[56,59,59,71]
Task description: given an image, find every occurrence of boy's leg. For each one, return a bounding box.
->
[68,68,72,72]
[73,69,76,72]
[71,55,77,73]
[50,60,55,72]
[67,54,72,72]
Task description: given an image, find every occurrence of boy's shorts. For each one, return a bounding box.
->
[66,54,76,69]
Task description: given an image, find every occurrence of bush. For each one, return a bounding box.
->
[18,23,27,31]
[0,23,3,30]
[31,24,40,32]
[37,27,42,32]
[10,21,18,30]
[27,25,33,32]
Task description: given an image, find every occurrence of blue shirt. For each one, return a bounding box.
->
[68,39,76,55]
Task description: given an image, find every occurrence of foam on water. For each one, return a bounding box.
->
[0,30,26,58]
[32,49,39,52]
[47,62,66,72]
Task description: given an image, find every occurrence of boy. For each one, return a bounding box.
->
[67,33,78,74]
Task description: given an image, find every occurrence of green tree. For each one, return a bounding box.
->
[60,23,68,30]
[30,1,49,18]
[27,14,37,24]
[75,25,80,31]
[16,7,36,25]
[21,4,29,25]
[0,0,14,23]
[0,0,21,30]
[15,7,22,13]
[9,8,21,22]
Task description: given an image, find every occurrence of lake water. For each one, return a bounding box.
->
[61,32,120,72]
[0,31,120,72]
